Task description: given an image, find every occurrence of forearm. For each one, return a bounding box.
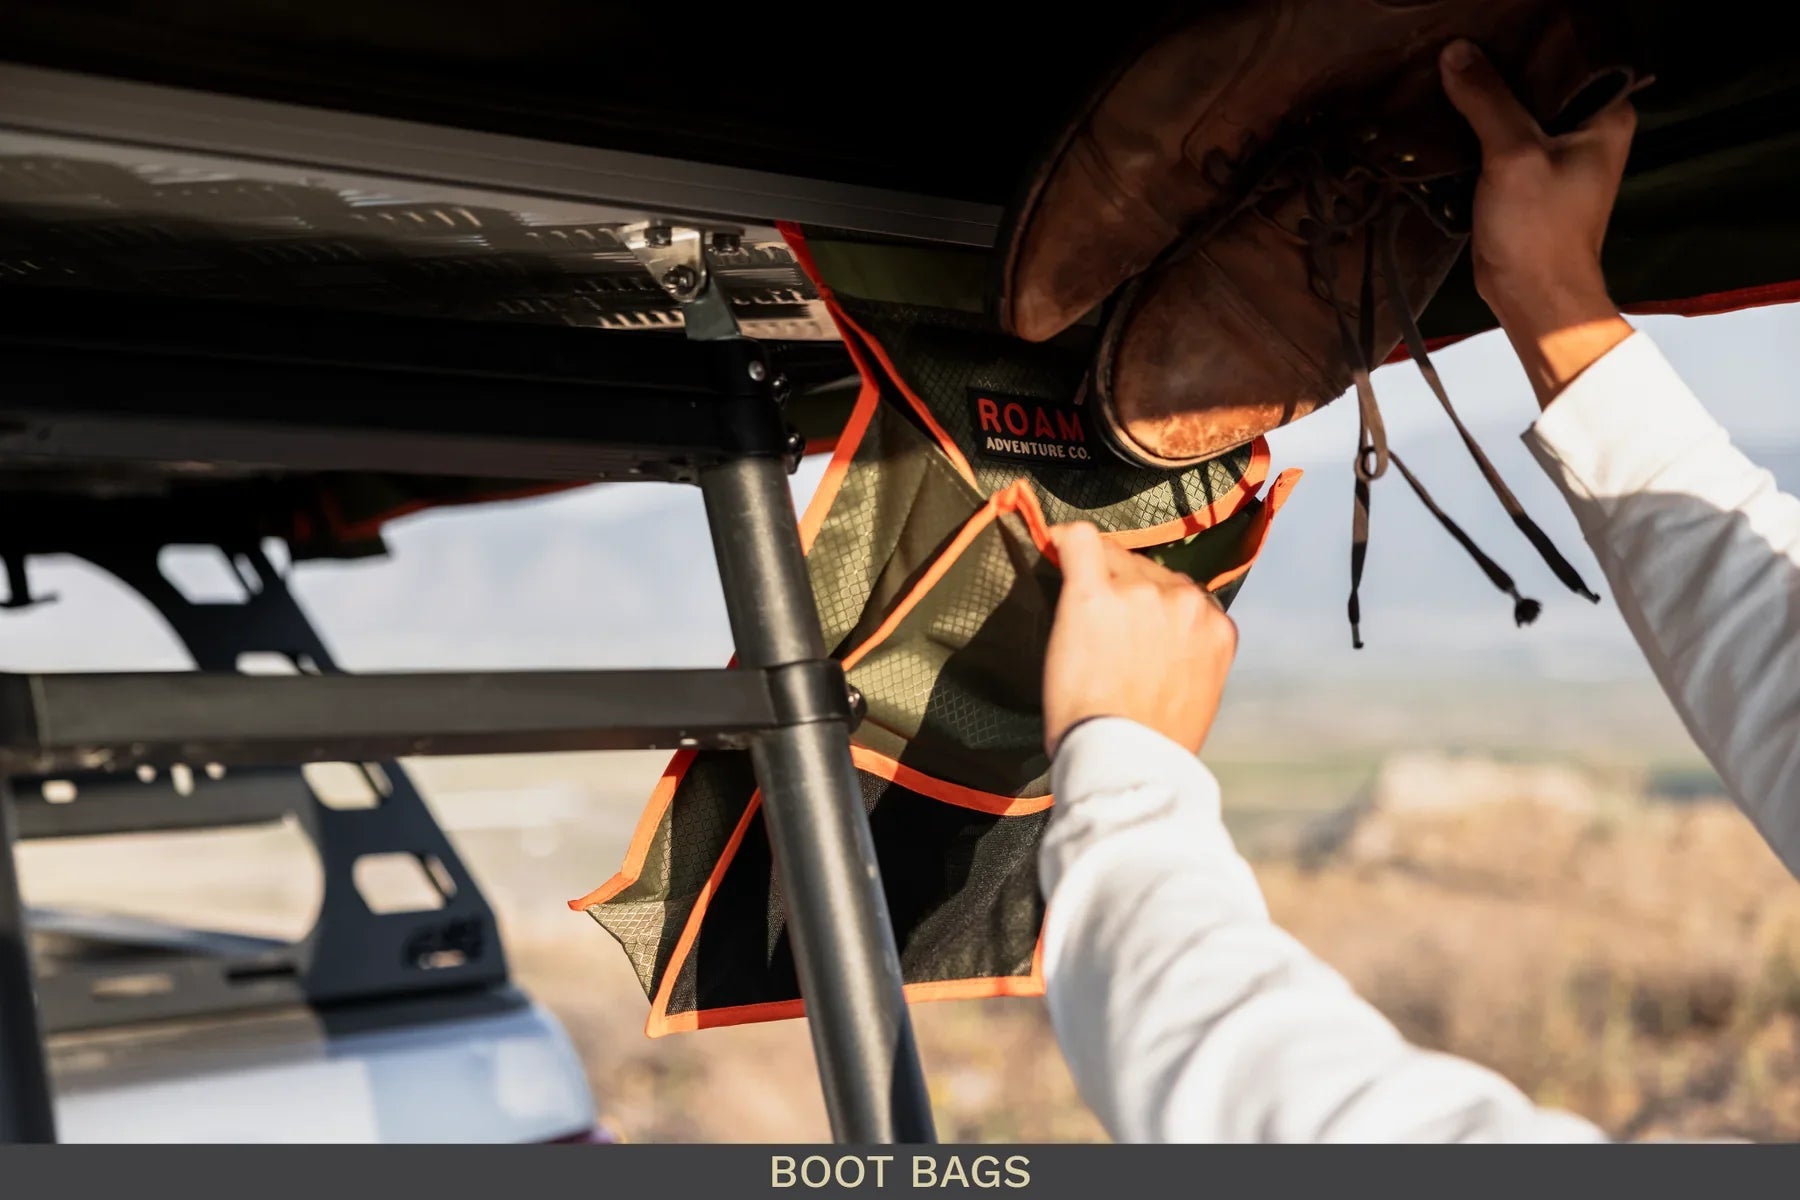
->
[1486,274,1634,408]
[1040,719,1602,1143]
[1526,333,1800,875]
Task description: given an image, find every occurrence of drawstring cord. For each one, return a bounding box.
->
[1376,209,1601,603]
[1277,141,1599,646]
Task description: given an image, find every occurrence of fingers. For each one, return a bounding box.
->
[1048,522,1107,593]
[1578,93,1638,173]
[1440,39,1543,160]
[1051,522,1226,607]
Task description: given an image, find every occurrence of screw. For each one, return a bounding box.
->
[710,231,742,253]
[644,225,673,247]
[769,373,791,403]
[661,264,700,295]
[784,428,807,470]
[747,360,767,382]
[845,684,867,730]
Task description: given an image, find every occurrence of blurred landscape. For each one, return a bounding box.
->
[11,309,1800,1140]
[23,690,1800,1142]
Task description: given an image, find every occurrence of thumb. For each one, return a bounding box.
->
[1440,39,1542,159]
[1049,522,1107,593]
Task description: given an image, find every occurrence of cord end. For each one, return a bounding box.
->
[1513,596,1543,627]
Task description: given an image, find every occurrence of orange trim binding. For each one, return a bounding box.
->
[595,482,1062,1036]
[825,299,981,484]
[784,223,884,554]
[567,748,697,912]
[640,782,1047,1038]
[1101,437,1271,549]
[840,479,1050,674]
[850,746,1052,817]
[1205,468,1303,593]
[649,969,1049,1036]
[642,788,768,1037]
[575,466,1299,1035]
[571,223,1296,1037]
[777,221,1267,547]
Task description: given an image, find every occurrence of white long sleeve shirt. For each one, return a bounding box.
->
[1041,331,1800,1142]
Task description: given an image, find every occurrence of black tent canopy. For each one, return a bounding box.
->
[3,0,1796,342]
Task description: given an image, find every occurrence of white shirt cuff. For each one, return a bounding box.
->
[1522,331,1725,514]
[1049,717,1218,820]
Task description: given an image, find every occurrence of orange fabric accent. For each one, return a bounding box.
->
[825,298,981,484]
[796,370,879,553]
[1100,437,1271,548]
[850,746,1052,817]
[600,482,1065,1037]
[640,787,767,1037]
[567,748,698,912]
[573,223,1294,1036]
[776,221,1267,547]
[635,778,1046,1036]
[784,223,884,554]
[648,969,1048,1036]
[637,784,1047,1038]
[840,479,1050,674]
[572,467,1296,912]
[1205,467,1303,592]
[576,465,1299,1034]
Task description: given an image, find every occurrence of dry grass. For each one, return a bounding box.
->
[1260,797,1800,1140]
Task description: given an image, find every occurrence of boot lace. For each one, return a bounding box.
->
[1202,132,1600,647]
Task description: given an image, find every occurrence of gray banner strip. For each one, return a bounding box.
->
[0,1143,1772,1198]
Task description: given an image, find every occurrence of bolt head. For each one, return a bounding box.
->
[845,684,868,728]
[747,360,768,382]
[661,264,699,295]
[644,225,673,247]
[710,231,743,253]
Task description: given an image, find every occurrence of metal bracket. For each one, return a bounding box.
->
[616,220,742,342]
[2,538,511,1020]
[765,660,862,731]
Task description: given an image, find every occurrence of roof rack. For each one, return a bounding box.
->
[0,66,941,1139]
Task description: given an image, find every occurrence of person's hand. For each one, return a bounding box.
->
[1042,522,1237,757]
[1440,37,1637,406]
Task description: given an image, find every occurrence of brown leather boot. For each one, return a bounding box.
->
[998,0,1570,343]
[1088,8,1643,643]
[1090,11,1640,466]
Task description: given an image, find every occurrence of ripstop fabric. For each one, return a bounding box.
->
[571,224,1300,1034]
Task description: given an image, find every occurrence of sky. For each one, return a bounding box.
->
[4,303,1799,687]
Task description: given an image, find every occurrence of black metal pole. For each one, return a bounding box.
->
[699,454,936,1144]
[0,789,56,1143]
